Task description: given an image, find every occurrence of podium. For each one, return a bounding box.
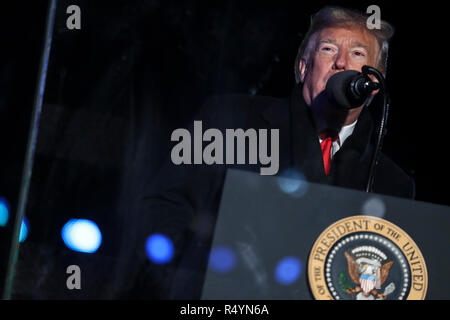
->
[201,169,450,300]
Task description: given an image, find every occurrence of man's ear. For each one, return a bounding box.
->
[298,58,308,83]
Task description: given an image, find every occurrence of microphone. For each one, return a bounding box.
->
[325,69,380,109]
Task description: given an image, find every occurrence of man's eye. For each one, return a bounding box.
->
[353,51,365,57]
[319,46,335,54]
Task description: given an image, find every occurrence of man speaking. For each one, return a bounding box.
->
[291,6,413,195]
[130,6,414,299]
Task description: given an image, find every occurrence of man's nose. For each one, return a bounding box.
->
[333,50,348,70]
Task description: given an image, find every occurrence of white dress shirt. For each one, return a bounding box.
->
[318,120,357,159]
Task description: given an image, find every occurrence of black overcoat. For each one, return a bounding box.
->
[129,85,414,299]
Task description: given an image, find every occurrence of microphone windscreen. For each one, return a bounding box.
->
[325,70,360,109]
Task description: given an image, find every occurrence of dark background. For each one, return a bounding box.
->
[0,0,447,298]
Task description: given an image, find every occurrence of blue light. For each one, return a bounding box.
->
[277,169,308,197]
[145,234,174,264]
[19,216,29,243]
[0,197,9,227]
[208,245,237,274]
[275,256,302,285]
[61,219,102,253]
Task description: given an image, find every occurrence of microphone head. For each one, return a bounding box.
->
[325,70,362,109]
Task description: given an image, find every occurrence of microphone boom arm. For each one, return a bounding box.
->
[362,65,390,193]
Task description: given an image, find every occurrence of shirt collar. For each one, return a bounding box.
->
[338,120,357,146]
[318,120,357,146]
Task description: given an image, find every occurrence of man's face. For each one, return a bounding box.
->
[299,26,380,106]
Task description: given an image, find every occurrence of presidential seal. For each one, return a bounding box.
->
[308,216,427,300]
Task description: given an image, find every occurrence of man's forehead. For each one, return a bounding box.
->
[317,27,377,49]
[319,38,369,50]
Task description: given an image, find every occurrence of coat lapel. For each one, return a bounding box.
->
[259,86,327,181]
[330,107,374,191]
[289,86,329,184]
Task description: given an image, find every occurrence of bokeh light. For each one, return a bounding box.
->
[277,169,308,197]
[0,197,10,227]
[19,216,29,243]
[362,197,386,218]
[62,219,102,253]
[275,256,302,285]
[208,245,237,274]
[145,233,174,264]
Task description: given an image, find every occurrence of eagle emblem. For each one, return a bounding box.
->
[344,246,394,300]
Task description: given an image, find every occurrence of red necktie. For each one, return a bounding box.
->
[320,132,338,175]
